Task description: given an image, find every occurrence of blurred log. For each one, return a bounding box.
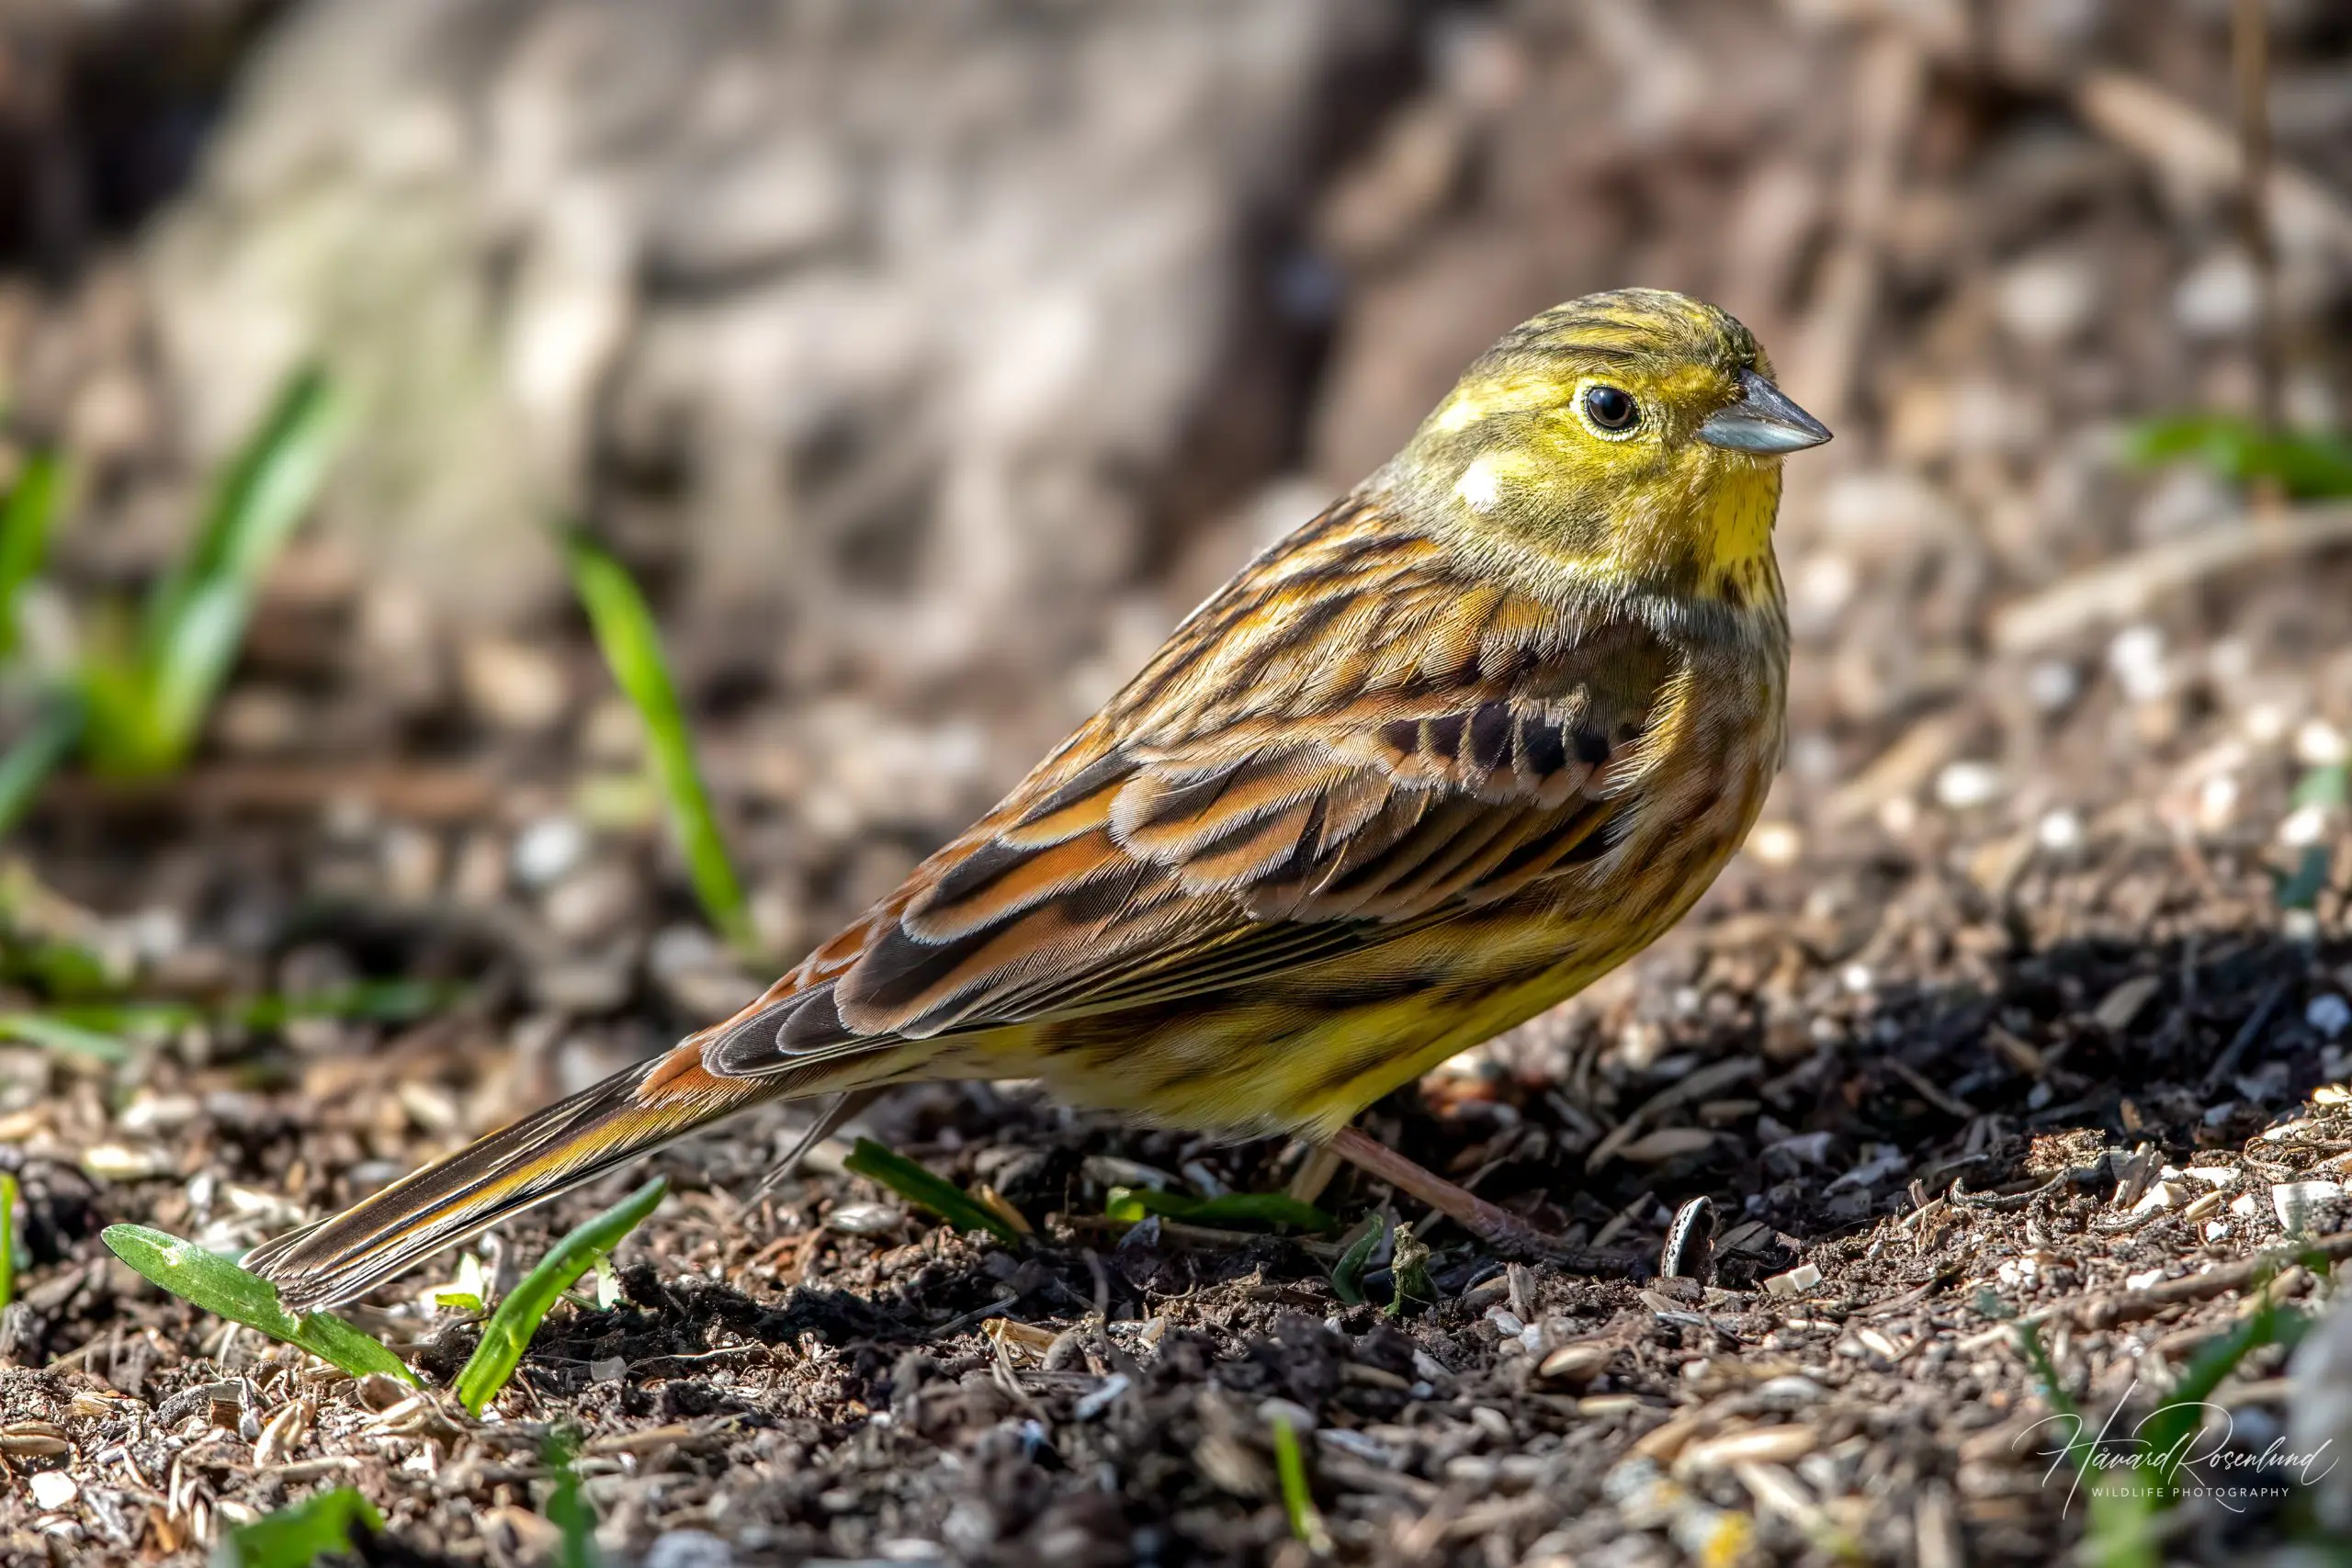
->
[1785,24,1925,437]
[144,0,1409,706]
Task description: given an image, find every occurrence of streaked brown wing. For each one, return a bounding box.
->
[698,495,1679,1077]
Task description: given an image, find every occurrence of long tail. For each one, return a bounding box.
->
[246,1047,782,1311]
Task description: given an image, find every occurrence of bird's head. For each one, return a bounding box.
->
[1390,288,1829,602]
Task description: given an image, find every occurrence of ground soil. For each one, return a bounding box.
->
[2,2,2352,1565]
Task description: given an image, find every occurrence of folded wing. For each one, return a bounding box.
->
[699,496,1679,1076]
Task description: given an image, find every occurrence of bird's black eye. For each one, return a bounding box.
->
[1584,385,1639,432]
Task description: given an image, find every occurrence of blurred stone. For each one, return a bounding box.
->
[644,1531,735,1568]
[797,704,993,839]
[398,1079,462,1134]
[1941,376,2046,457]
[379,824,446,903]
[511,815,588,888]
[542,862,640,945]
[2173,251,2259,339]
[2287,367,2343,433]
[2296,718,2348,768]
[649,924,761,1022]
[459,636,569,733]
[213,686,307,755]
[2106,625,2168,705]
[750,886,807,964]
[2025,660,2078,713]
[529,945,636,1013]
[1817,469,1966,551]
[2279,803,2331,849]
[81,1144,169,1180]
[1932,761,2005,811]
[358,582,450,716]
[1993,250,2098,348]
[153,942,234,994]
[1744,821,1801,867]
[2035,807,2082,851]
[66,366,157,463]
[1884,378,1956,465]
[277,941,356,997]
[1987,0,2109,84]
[2131,464,2236,543]
[2173,771,2229,841]
[580,696,645,765]
[571,772,663,833]
[26,1471,76,1512]
[827,1202,907,1236]
[449,830,512,906]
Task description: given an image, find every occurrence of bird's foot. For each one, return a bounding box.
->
[1324,1125,1639,1274]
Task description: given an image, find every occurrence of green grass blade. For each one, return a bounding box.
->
[218,1486,383,1568]
[232,979,458,1031]
[1103,1184,1337,1234]
[0,983,457,1066]
[1267,1408,1329,1551]
[2126,415,2352,499]
[455,1177,667,1416]
[543,1431,599,1568]
[1328,1214,1385,1306]
[149,367,343,641]
[0,693,86,839]
[2133,1270,2301,1506]
[2275,845,2332,912]
[143,583,247,763]
[844,1138,1021,1245]
[0,927,117,1000]
[132,367,344,771]
[560,531,759,960]
[2013,1314,2156,1568]
[0,452,65,659]
[0,1172,17,1312]
[99,1224,413,1384]
[2294,763,2349,810]
[0,1009,130,1064]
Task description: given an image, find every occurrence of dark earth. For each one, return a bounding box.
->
[3,1,2352,1563]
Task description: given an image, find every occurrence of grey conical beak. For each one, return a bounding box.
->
[1697,369,1833,454]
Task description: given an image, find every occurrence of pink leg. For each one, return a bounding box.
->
[1326,1125,1632,1270]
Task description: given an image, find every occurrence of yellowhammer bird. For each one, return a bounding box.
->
[250,288,1829,1308]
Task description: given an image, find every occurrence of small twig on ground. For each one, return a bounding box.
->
[1886,1058,1978,1122]
[1285,1143,1343,1206]
[1824,710,1963,825]
[1961,1231,2352,1350]
[2199,977,2291,1097]
[2073,70,2352,264]
[1990,505,2352,653]
[2231,0,2281,438]
[1949,1169,2075,1212]
[1787,23,1924,435]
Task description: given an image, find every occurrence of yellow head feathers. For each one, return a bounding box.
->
[1387,288,1829,597]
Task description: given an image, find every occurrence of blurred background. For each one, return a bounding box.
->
[0,0,2349,1558]
[0,0,2346,1237]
